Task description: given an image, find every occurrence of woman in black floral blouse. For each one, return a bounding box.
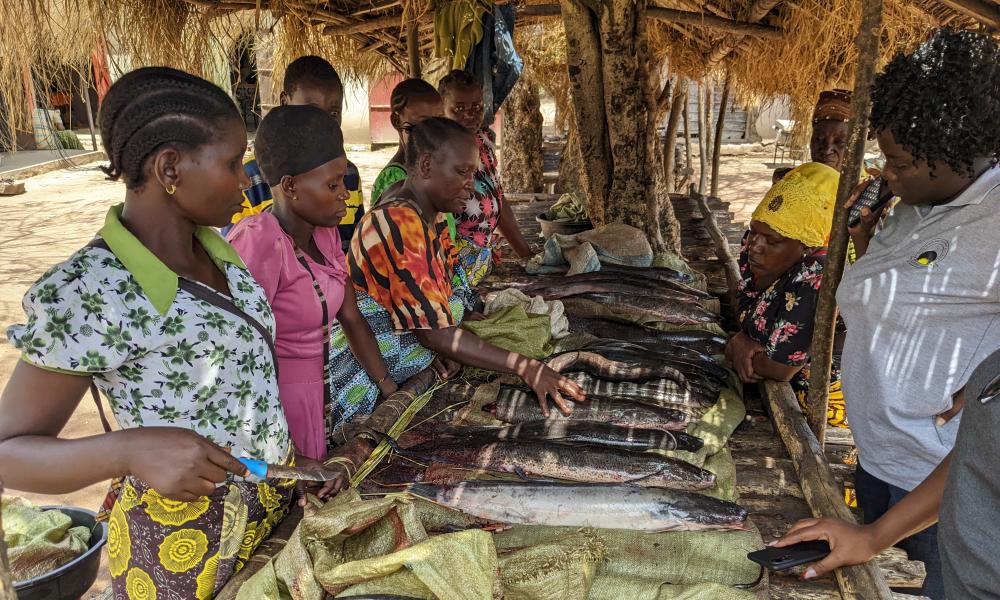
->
[726,162,849,427]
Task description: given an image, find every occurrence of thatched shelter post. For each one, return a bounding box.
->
[405,5,421,78]
[501,80,545,193]
[559,0,681,251]
[710,74,731,198]
[697,82,708,193]
[662,81,685,193]
[805,0,884,444]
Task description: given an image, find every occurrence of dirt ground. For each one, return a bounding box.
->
[0,145,775,596]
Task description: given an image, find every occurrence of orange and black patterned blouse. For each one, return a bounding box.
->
[348,200,460,331]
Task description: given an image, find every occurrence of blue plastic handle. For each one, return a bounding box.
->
[238,457,268,478]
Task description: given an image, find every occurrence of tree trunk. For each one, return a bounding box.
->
[683,88,692,191]
[663,81,685,193]
[557,117,584,194]
[698,83,708,193]
[501,79,545,193]
[559,0,681,251]
[560,0,611,222]
[710,74,731,198]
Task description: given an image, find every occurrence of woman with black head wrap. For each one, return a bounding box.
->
[228,105,394,462]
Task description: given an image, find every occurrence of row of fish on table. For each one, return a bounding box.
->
[370,263,750,534]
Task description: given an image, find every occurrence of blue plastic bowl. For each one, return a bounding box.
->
[13,506,107,600]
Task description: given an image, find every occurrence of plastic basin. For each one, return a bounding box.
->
[13,506,107,600]
[535,214,593,238]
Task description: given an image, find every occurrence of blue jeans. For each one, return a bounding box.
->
[855,463,944,600]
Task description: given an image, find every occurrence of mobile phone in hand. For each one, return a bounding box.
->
[747,540,831,572]
[848,178,893,228]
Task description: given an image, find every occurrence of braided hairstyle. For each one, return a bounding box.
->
[871,28,1000,176]
[437,69,480,97]
[390,78,441,117]
[283,55,343,95]
[404,117,474,171]
[98,67,242,189]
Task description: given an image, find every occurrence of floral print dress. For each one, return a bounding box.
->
[736,233,847,427]
[454,128,504,286]
[7,206,294,599]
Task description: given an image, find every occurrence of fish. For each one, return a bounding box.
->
[557,371,719,409]
[520,281,705,304]
[595,262,697,285]
[518,273,712,302]
[487,387,690,431]
[562,293,718,326]
[546,350,689,385]
[337,596,427,600]
[407,481,749,532]
[400,438,715,490]
[581,341,731,384]
[565,316,727,359]
[417,420,705,453]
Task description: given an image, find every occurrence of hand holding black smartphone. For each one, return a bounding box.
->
[847,178,894,228]
[747,540,832,572]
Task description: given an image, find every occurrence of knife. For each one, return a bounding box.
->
[238,458,342,482]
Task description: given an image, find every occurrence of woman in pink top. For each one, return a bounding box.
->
[229,105,395,459]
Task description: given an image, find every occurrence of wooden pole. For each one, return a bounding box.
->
[683,87,693,191]
[763,381,895,599]
[704,78,714,171]
[0,482,16,600]
[406,23,421,78]
[697,82,708,193]
[804,0,883,444]
[663,81,685,193]
[709,73,730,198]
[694,191,740,323]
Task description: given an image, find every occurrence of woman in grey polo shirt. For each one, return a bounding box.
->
[774,29,1000,600]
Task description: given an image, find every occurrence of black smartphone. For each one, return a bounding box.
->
[848,178,894,228]
[747,540,831,571]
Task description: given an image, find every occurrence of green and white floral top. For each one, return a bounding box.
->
[7,205,291,466]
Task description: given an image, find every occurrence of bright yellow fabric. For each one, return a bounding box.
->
[752,161,839,248]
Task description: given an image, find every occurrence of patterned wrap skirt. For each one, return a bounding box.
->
[326,290,467,445]
[454,235,495,287]
[108,477,292,600]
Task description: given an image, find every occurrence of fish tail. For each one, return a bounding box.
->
[405,482,437,500]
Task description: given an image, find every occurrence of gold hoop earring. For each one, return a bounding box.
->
[165,184,177,195]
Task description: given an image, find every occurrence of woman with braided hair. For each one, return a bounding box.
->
[0,67,335,598]
[330,116,585,443]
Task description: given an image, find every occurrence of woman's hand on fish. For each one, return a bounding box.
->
[431,357,463,380]
[293,455,345,506]
[772,517,880,579]
[123,427,249,502]
[520,360,587,417]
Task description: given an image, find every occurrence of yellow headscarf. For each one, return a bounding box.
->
[752,162,839,248]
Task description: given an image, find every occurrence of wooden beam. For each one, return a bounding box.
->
[763,381,897,600]
[934,0,1000,28]
[323,13,406,35]
[705,0,782,67]
[805,0,883,444]
[710,73,730,197]
[519,4,781,37]
[646,7,782,37]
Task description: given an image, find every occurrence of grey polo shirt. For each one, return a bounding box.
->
[838,166,1000,491]
[939,348,1000,599]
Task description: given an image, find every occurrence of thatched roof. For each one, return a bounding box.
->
[2,0,996,150]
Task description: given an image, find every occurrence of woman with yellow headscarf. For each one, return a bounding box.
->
[726,162,848,428]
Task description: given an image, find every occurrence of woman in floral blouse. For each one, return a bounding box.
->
[438,70,534,285]
[726,162,849,427]
[0,68,335,599]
